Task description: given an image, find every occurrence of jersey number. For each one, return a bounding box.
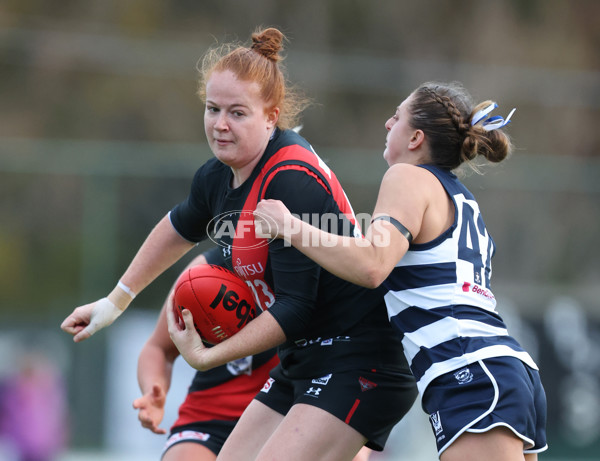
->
[245,279,276,312]
[457,201,492,288]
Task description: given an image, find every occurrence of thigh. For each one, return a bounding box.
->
[257,403,367,461]
[163,441,217,461]
[441,426,525,461]
[217,399,284,461]
[163,421,236,459]
[256,365,417,452]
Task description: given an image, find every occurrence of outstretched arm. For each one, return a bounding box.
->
[133,252,211,434]
[132,302,179,434]
[61,214,196,342]
[255,164,429,288]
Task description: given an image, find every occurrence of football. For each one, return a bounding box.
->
[172,264,259,345]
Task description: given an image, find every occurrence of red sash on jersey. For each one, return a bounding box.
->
[231,145,359,312]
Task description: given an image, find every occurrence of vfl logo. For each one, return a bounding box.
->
[454,368,473,385]
[430,411,443,436]
[312,374,332,385]
[358,377,377,392]
[261,377,275,393]
[208,210,278,250]
[210,283,257,328]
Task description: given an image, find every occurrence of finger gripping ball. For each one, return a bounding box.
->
[172,264,259,344]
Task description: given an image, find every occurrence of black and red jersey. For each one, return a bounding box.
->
[171,247,279,429]
[171,128,406,378]
[172,350,279,427]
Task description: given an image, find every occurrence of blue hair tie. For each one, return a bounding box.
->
[471,103,516,131]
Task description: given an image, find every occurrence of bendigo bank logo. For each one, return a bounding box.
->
[462,281,495,300]
[208,210,278,250]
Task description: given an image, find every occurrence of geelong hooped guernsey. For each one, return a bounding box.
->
[383,165,538,395]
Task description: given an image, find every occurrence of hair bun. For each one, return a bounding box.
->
[251,27,284,62]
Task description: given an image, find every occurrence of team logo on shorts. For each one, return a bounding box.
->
[305,386,322,397]
[358,376,377,392]
[453,367,474,384]
[312,374,332,385]
[261,377,275,393]
[430,411,443,436]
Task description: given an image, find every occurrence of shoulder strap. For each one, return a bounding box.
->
[258,159,333,201]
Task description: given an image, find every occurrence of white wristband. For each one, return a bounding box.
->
[118,280,137,299]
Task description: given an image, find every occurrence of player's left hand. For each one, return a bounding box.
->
[166,304,209,371]
[132,384,167,434]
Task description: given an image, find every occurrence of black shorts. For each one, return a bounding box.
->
[254,363,417,451]
[162,420,237,458]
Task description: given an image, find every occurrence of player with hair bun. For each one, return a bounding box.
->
[256,81,548,460]
[62,27,416,461]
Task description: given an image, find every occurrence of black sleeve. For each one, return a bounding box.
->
[170,166,214,243]
[203,246,225,267]
[261,169,336,339]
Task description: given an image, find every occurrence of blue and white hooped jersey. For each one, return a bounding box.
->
[383,165,537,395]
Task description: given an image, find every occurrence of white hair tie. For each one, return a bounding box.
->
[471,103,516,131]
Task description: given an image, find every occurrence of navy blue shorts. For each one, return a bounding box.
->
[162,420,237,458]
[422,356,548,456]
[254,363,417,451]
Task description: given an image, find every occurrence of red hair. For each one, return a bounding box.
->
[197,27,309,130]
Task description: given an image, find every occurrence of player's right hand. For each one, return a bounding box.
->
[132,384,167,434]
[60,297,124,342]
[254,199,292,239]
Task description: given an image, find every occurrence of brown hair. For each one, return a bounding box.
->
[408,81,512,171]
[197,27,309,130]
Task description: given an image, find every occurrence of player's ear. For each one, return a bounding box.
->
[266,106,280,128]
[408,129,425,150]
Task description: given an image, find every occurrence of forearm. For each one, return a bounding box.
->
[181,310,286,371]
[120,214,195,301]
[285,216,383,288]
[137,343,175,395]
